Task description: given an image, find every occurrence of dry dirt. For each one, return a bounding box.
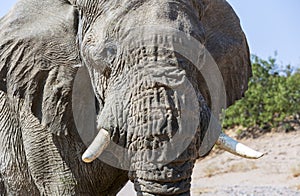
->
[118,131,300,195]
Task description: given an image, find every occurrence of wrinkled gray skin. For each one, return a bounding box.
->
[0,0,251,195]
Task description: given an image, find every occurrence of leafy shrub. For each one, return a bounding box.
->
[222,55,300,130]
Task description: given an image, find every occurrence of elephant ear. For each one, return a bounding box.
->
[0,0,80,136]
[202,0,252,107]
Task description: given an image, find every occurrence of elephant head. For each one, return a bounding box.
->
[0,0,263,195]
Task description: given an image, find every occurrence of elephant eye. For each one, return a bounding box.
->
[99,42,118,64]
[81,31,118,75]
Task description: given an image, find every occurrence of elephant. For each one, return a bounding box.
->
[0,0,263,195]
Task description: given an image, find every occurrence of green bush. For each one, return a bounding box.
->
[222,55,300,129]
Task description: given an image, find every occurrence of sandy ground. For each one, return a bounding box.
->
[118,131,300,195]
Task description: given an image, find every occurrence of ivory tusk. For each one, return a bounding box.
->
[82,128,110,163]
[216,133,264,159]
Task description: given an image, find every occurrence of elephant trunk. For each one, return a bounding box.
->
[126,80,198,195]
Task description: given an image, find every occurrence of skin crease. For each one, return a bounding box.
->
[0,0,251,195]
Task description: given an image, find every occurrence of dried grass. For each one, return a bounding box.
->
[203,161,258,178]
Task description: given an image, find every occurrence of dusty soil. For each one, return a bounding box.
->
[118,130,300,195]
[191,130,300,195]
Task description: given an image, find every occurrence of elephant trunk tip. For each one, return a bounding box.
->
[216,133,264,159]
[82,128,111,163]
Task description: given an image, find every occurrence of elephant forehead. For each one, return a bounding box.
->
[79,0,205,42]
[116,2,205,40]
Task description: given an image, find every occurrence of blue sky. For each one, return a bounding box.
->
[227,0,300,71]
[1,1,300,70]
